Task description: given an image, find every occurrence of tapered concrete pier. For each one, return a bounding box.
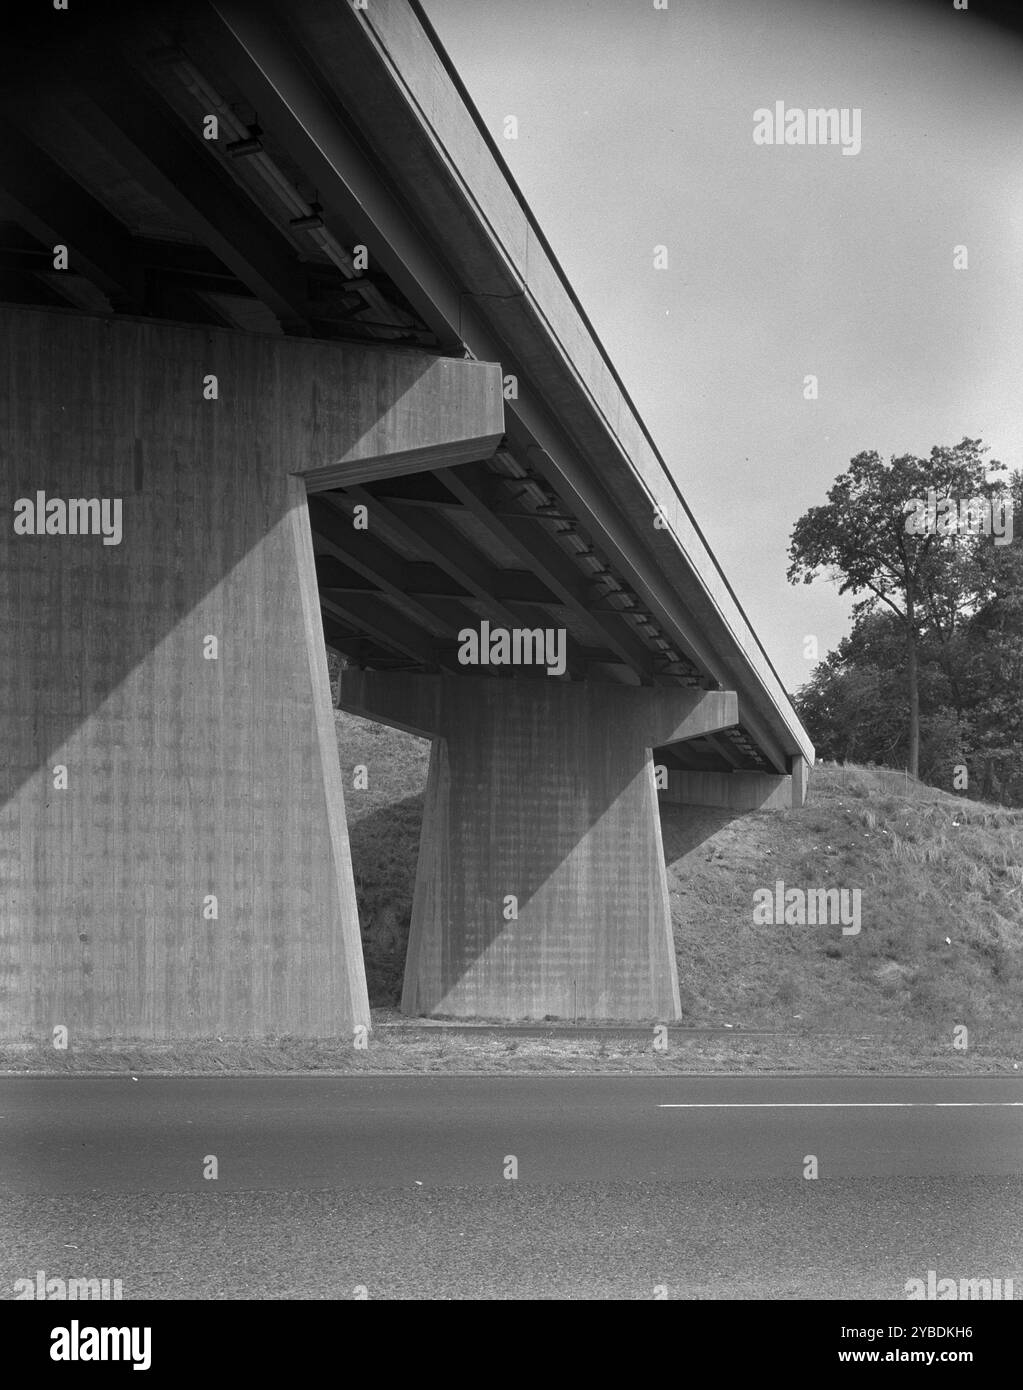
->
[339,670,738,1020]
[0,305,502,1039]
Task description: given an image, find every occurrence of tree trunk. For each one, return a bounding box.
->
[905,603,920,778]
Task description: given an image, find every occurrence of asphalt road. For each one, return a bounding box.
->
[2,1075,1021,1299]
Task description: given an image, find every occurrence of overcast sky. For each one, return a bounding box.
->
[422,0,1023,694]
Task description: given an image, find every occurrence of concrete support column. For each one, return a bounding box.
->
[0,304,502,1040]
[339,671,737,1021]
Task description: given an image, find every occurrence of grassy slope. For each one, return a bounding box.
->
[339,712,1023,1038]
[340,712,431,1006]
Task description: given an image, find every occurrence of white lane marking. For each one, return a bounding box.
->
[659,1102,1023,1108]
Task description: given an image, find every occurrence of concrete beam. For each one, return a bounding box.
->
[341,671,737,747]
[321,595,457,673]
[326,489,527,630]
[294,358,503,492]
[659,769,795,813]
[439,465,663,680]
[638,688,738,747]
[337,670,444,740]
[704,731,747,769]
[310,496,487,642]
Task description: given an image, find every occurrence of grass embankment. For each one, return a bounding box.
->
[341,711,431,1006]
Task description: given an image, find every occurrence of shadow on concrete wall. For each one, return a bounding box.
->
[1,309,440,817]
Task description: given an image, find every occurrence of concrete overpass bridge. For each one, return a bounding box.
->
[0,0,812,1036]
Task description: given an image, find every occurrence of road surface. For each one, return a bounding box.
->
[2,1075,1021,1299]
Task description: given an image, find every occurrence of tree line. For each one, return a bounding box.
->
[789,439,1023,805]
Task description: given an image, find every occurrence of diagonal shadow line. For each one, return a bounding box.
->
[0,308,450,817]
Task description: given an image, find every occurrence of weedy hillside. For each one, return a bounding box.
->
[338,712,1023,1035]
